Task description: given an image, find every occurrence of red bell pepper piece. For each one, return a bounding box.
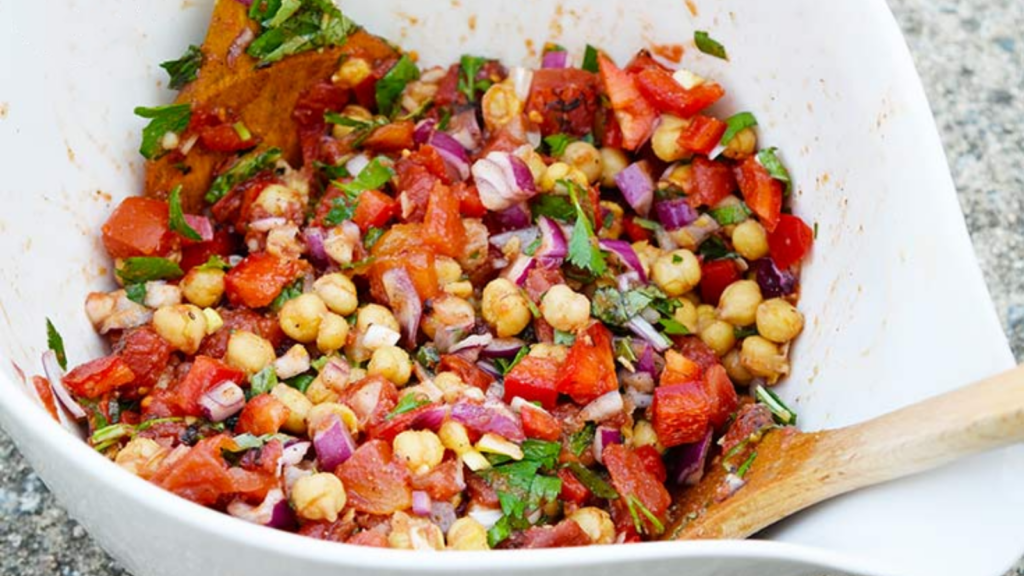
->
[62,355,136,399]
[768,214,814,269]
[557,322,618,405]
[735,156,783,232]
[634,68,725,118]
[678,115,727,155]
[504,356,561,410]
[598,54,658,151]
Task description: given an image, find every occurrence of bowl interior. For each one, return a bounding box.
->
[0,0,1020,575]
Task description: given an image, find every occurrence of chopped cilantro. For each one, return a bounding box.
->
[414,344,441,370]
[720,112,758,147]
[697,236,738,261]
[568,422,596,457]
[324,196,357,226]
[197,255,231,271]
[813,221,819,239]
[632,217,660,231]
[755,384,798,426]
[324,112,390,146]
[363,226,385,249]
[437,107,452,131]
[659,317,691,336]
[565,462,619,499]
[733,326,758,339]
[544,133,574,157]
[625,494,665,535]
[708,202,752,226]
[134,104,191,160]
[246,0,357,66]
[487,516,513,547]
[270,279,303,311]
[160,45,202,90]
[386,393,430,420]
[315,160,350,180]
[672,254,683,264]
[205,147,282,204]
[376,55,420,117]
[736,450,758,477]
[522,439,562,470]
[581,44,600,73]
[337,157,394,196]
[233,122,253,142]
[249,366,278,397]
[523,235,542,256]
[284,373,315,394]
[45,318,67,370]
[590,285,665,327]
[565,181,607,276]
[168,185,202,241]
[125,283,147,305]
[530,194,576,222]
[694,30,728,60]
[494,346,529,375]
[117,257,183,285]
[553,329,576,346]
[756,147,792,194]
[458,55,493,103]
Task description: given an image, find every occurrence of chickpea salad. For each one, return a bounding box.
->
[29,0,814,551]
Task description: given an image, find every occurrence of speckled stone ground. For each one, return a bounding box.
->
[0,0,1022,574]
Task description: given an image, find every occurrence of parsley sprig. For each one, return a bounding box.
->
[564,180,607,276]
[168,186,202,241]
[205,147,282,204]
[134,104,192,160]
[376,55,420,117]
[458,55,493,103]
[160,45,203,90]
[246,0,357,66]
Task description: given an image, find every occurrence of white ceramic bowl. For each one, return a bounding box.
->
[0,1,1021,575]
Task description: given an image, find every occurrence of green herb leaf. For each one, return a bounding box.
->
[197,255,232,271]
[736,450,758,477]
[414,344,440,370]
[168,185,202,241]
[125,284,147,305]
[458,55,493,103]
[134,104,192,160]
[544,133,573,157]
[117,257,183,285]
[324,196,357,226]
[45,318,67,371]
[530,194,576,222]
[528,474,563,508]
[626,494,665,535]
[364,226,385,249]
[755,384,798,425]
[205,147,282,204]
[487,515,513,547]
[250,366,278,397]
[231,433,268,451]
[565,462,619,499]
[659,317,691,336]
[720,112,757,147]
[494,346,529,376]
[756,147,792,194]
[696,236,738,261]
[387,393,430,420]
[591,285,666,327]
[733,326,758,339]
[632,217,660,231]
[522,439,562,471]
[581,44,599,73]
[565,181,607,276]
[160,45,203,90]
[246,0,357,66]
[338,157,394,196]
[569,423,596,457]
[523,235,542,256]
[708,202,752,226]
[270,279,303,312]
[284,373,315,394]
[694,30,728,60]
[315,160,350,180]
[553,329,576,346]
[376,55,420,117]
[813,221,819,239]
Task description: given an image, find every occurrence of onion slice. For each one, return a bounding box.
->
[472,152,537,211]
[541,50,569,69]
[592,426,623,464]
[535,216,568,267]
[412,491,432,517]
[599,239,646,282]
[615,161,655,217]
[451,402,524,442]
[41,350,86,420]
[198,381,245,422]
[672,427,714,486]
[655,198,699,231]
[579,391,625,422]
[381,268,422,348]
[626,316,672,352]
[313,415,356,471]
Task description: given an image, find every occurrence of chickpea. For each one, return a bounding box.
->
[143,282,182,309]
[599,147,629,187]
[367,345,412,386]
[439,421,473,455]
[481,80,523,133]
[651,115,692,162]
[672,299,699,334]
[333,58,372,89]
[722,349,754,385]
[444,281,474,299]
[528,343,568,363]
[389,511,446,551]
[253,184,303,218]
[476,433,524,461]
[393,430,445,475]
[447,517,490,550]
[356,303,400,333]
[271,384,313,434]
[718,280,763,327]
[701,320,736,357]
[115,437,167,479]
[631,419,663,453]
[481,278,532,337]
[740,336,790,383]
[696,304,717,333]
[421,295,475,339]
[274,344,311,380]
[540,284,591,333]
[152,304,207,354]
[540,162,588,192]
[562,141,603,184]
[279,294,327,344]
[317,312,350,354]
[756,299,805,343]
[661,163,694,194]
[652,250,701,297]
[314,273,359,316]
[290,473,347,522]
[569,507,615,545]
[632,241,661,278]
[307,403,360,434]
[225,330,276,375]
[434,256,463,286]
[401,79,439,115]
[433,371,467,403]
[723,127,758,160]
[732,220,770,261]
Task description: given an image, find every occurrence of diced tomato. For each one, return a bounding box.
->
[180,229,236,271]
[622,215,653,243]
[362,120,415,153]
[422,181,466,258]
[634,68,725,118]
[525,68,600,137]
[557,467,591,505]
[236,394,290,436]
[702,364,739,428]
[199,123,258,152]
[557,322,618,405]
[198,308,283,359]
[624,50,670,74]
[634,445,667,483]
[520,404,562,441]
[652,382,710,447]
[661,350,702,383]
[117,327,174,391]
[31,376,59,422]
[598,54,658,150]
[366,402,438,443]
[438,355,495,391]
[454,182,487,218]
[151,435,237,505]
[224,252,303,308]
[339,375,399,429]
[523,266,565,304]
[409,457,465,501]
[735,156,783,232]
[768,214,814,269]
[689,155,737,208]
[299,518,358,543]
[609,498,642,543]
[393,147,447,223]
[597,106,624,148]
[370,247,438,304]
[348,531,390,548]
[62,356,135,399]
[433,64,463,108]
[352,189,399,232]
[101,197,175,259]
[504,519,591,549]
[719,403,775,454]
[699,259,740,306]
[673,337,719,373]
[504,356,561,410]
[172,356,245,417]
[336,439,412,515]
[294,82,351,165]
[678,115,727,155]
[603,444,672,528]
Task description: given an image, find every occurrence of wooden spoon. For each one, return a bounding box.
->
[666,364,1024,540]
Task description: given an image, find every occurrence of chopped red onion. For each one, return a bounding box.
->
[433,325,469,354]
[410,405,450,431]
[615,161,655,217]
[501,254,536,286]
[313,415,356,472]
[228,489,297,530]
[198,381,245,422]
[636,344,656,378]
[655,198,699,231]
[579,391,625,422]
[489,203,533,233]
[346,153,371,177]
[672,427,713,486]
[476,360,501,378]
[429,131,471,180]
[468,507,503,530]
[627,316,672,352]
[535,216,568,267]
[183,215,214,242]
[592,426,623,464]
[489,226,539,251]
[413,118,438,145]
[249,217,287,232]
[653,225,679,251]
[41,351,86,420]
[381,267,422,348]
[303,227,329,266]
[485,381,505,404]
[227,27,255,66]
[451,401,524,442]
[472,152,537,211]
[448,110,483,151]
[616,271,643,292]
[680,215,721,246]
[449,333,494,354]
[412,491,432,516]
[626,389,654,410]
[430,502,458,533]
[280,441,310,467]
[363,323,401,349]
[753,258,797,298]
[481,338,526,358]
[541,50,569,69]
[599,239,647,282]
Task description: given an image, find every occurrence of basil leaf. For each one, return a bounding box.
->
[134,104,192,160]
[168,185,202,241]
[581,44,599,73]
[708,202,752,226]
[720,111,757,146]
[376,55,420,117]
[694,30,728,60]
[246,0,356,66]
[386,393,430,421]
[205,147,282,204]
[160,45,202,90]
[565,462,619,499]
[493,346,529,376]
[249,366,278,397]
[125,283,147,305]
[117,257,183,285]
[756,147,792,194]
[544,133,573,157]
[45,318,67,370]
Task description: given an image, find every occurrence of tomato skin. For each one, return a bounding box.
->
[422,181,466,258]
[520,404,562,441]
[634,68,726,118]
[224,252,303,308]
[172,356,246,417]
[368,223,439,302]
[117,326,174,391]
[199,123,257,152]
[180,229,236,271]
[352,189,399,232]
[557,322,618,405]
[624,50,670,74]
[702,364,738,428]
[362,120,415,153]
[690,156,737,208]
[62,355,135,399]
[622,215,653,243]
[152,435,236,506]
[700,259,741,306]
[236,394,290,436]
[557,467,591,505]
[678,115,727,155]
[603,444,672,526]
[673,337,719,373]
[454,182,487,218]
[340,375,399,430]
[652,381,711,448]
[735,156,783,232]
[32,376,59,421]
[526,68,600,137]
[504,356,561,410]
[634,445,668,483]
[438,355,495,391]
[598,55,658,150]
[335,439,412,515]
[768,214,814,269]
[409,457,465,501]
[101,197,175,259]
